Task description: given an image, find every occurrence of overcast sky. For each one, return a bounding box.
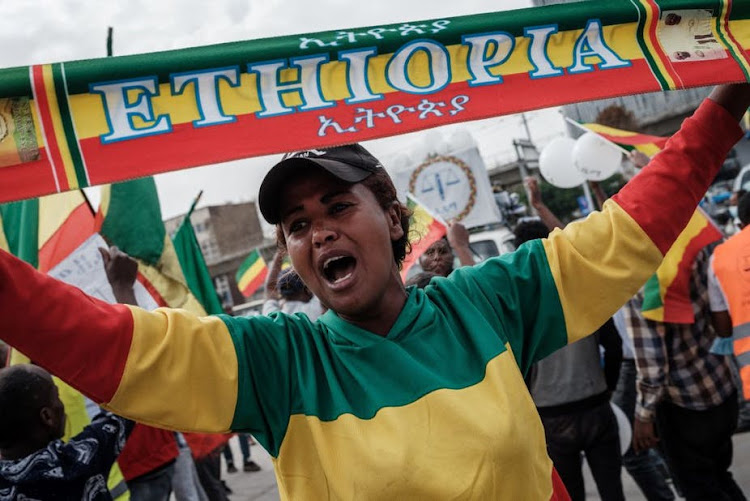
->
[0,0,567,219]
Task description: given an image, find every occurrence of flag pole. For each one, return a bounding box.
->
[563,116,631,155]
[187,190,203,216]
[78,189,95,215]
[106,27,113,57]
[180,190,203,228]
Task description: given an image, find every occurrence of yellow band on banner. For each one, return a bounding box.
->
[1,1,749,205]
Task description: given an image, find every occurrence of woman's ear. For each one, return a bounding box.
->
[39,406,54,428]
[387,202,405,241]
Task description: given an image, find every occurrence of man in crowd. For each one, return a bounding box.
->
[418,221,474,277]
[628,245,745,499]
[263,250,324,320]
[0,364,133,499]
[611,303,677,500]
[516,193,625,501]
[709,192,750,431]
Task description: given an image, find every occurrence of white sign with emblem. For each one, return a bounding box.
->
[394,146,501,228]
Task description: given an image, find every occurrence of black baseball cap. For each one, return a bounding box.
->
[258,144,384,224]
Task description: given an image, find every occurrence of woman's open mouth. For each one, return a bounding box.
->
[322,255,357,286]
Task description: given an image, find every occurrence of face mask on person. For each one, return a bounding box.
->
[729,206,738,219]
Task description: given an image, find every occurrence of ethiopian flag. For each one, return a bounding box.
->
[95,177,207,314]
[0,190,94,271]
[642,207,723,323]
[172,194,224,315]
[581,124,725,324]
[400,193,447,280]
[236,249,268,298]
[581,123,668,157]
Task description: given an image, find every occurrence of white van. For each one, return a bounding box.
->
[468,225,517,261]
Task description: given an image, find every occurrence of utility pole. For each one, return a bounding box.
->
[520,113,532,142]
[514,113,540,217]
[107,27,113,57]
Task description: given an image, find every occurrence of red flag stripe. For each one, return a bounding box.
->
[240,267,268,297]
[30,65,67,192]
[37,202,95,273]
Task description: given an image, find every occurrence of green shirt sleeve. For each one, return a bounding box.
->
[442,239,567,375]
[221,313,309,457]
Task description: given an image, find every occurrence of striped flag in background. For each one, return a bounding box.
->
[580,123,668,157]
[95,177,207,314]
[400,193,447,280]
[0,189,94,271]
[642,207,723,323]
[236,249,268,298]
[580,122,724,324]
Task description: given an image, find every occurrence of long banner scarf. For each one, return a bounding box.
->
[0,0,749,203]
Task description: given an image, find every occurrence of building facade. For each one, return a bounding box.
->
[164,201,270,308]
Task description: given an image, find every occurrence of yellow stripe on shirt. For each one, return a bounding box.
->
[273,348,553,501]
[542,200,663,343]
[105,306,238,432]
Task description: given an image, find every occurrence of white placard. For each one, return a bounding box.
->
[393,146,501,228]
[48,234,159,310]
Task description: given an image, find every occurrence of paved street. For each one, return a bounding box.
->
[221,437,278,501]
[222,431,750,500]
[583,430,750,500]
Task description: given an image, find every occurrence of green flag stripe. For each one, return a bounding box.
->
[173,216,224,315]
[52,63,89,188]
[1,66,33,99]
[0,199,39,268]
[641,273,664,311]
[631,0,671,91]
[714,1,750,82]
[4,2,750,97]
[236,249,261,281]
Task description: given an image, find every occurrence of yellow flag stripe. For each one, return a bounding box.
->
[67,22,650,139]
[238,258,267,292]
[652,210,709,300]
[636,0,678,89]
[42,64,79,189]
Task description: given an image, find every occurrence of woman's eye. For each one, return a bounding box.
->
[331,202,351,213]
[289,220,308,233]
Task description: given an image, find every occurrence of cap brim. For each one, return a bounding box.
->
[258,157,373,224]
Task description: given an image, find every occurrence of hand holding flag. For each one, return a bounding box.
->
[400,193,448,280]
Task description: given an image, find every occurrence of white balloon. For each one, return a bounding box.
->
[448,128,476,151]
[573,132,623,181]
[423,129,447,156]
[538,137,585,189]
[610,402,632,455]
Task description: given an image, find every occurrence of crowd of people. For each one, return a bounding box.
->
[0,84,749,501]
